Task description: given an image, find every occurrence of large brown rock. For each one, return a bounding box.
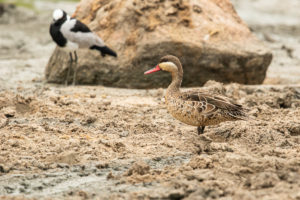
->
[45,0,272,88]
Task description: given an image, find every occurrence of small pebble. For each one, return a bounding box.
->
[119,131,129,137]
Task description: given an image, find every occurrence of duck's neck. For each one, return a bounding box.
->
[167,69,183,94]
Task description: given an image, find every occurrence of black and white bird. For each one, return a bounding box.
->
[49,9,117,85]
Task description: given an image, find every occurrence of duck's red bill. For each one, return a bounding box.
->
[144,65,161,74]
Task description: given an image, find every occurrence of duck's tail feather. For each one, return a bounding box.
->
[229,107,255,121]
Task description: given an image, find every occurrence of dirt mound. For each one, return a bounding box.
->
[46,0,272,88]
[124,161,150,176]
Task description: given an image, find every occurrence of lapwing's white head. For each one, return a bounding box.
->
[52,9,67,25]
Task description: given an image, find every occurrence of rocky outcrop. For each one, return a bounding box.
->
[45,0,272,88]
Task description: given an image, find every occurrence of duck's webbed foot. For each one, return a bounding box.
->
[197,126,205,135]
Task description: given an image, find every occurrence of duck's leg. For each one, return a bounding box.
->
[197,126,205,135]
[65,52,73,86]
[72,51,78,86]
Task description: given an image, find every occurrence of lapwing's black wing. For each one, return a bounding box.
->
[70,19,91,33]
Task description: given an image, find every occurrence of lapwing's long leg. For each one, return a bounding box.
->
[66,52,73,86]
[72,51,78,86]
[197,126,205,135]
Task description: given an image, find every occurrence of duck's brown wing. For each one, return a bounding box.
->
[179,91,247,119]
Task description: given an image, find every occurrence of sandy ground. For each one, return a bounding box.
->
[0,0,300,199]
[232,0,300,85]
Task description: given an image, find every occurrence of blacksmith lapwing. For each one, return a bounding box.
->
[50,9,117,85]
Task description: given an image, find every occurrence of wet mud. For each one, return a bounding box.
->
[0,83,300,199]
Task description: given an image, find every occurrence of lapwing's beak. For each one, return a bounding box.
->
[144,65,161,75]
